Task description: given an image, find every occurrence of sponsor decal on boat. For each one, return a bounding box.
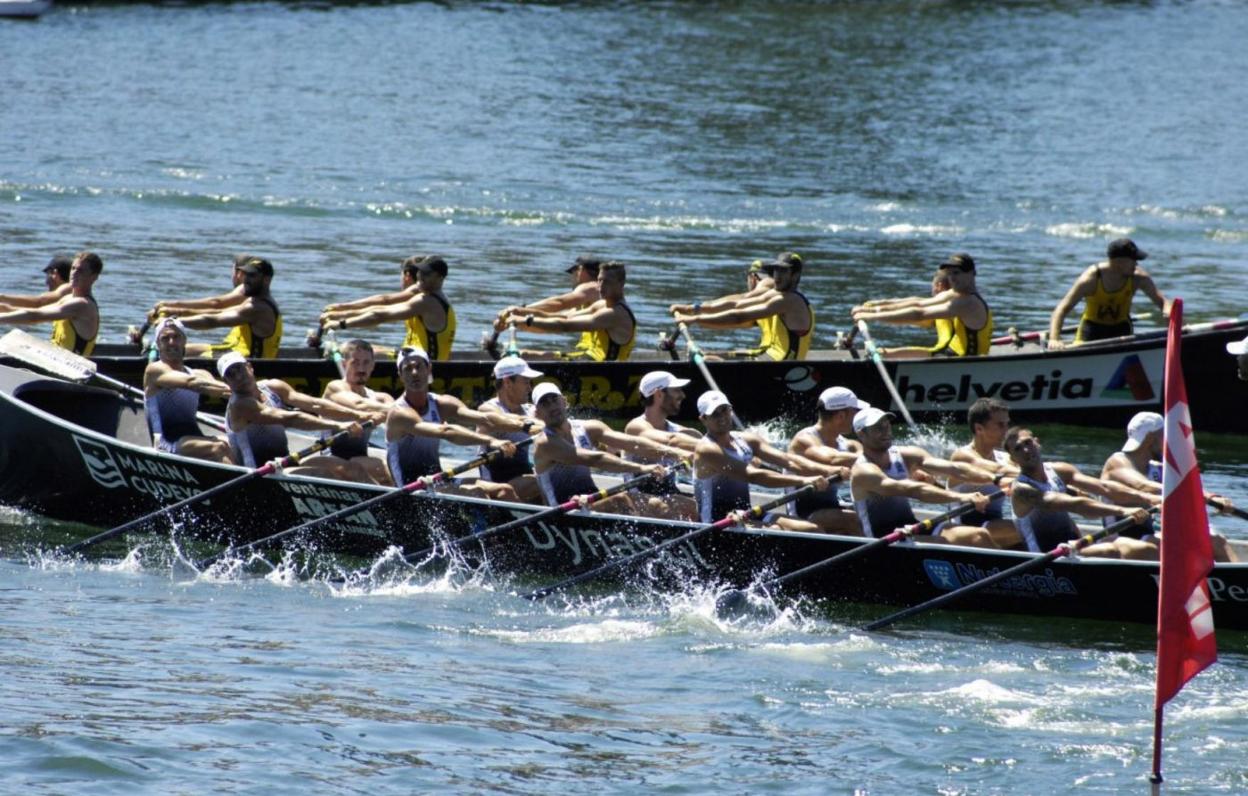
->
[892,349,1163,410]
[1150,574,1248,604]
[276,480,382,533]
[922,558,1077,598]
[72,434,204,500]
[523,521,709,569]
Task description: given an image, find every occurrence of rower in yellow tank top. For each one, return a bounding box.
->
[1048,239,1171,349]
[51,297,99,356]
[0,252,104,358]
[403,294,457,360]
[504,261,636,362]
[576,302,636,361]
[927,316,955,354]
[754,291,814,360]
[929,297,993,356]
[213,308,284,358]
[1074,267,1134,342]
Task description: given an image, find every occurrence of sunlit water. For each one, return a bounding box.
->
[4,0,1248,792]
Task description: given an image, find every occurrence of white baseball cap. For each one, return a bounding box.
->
[639,370,692,398]
[493,355,543,380]
[153,317,187,338]
[818,386,868,412]
[216,351,248,379]
[1227,335,1248,356]
[1123,411,1164,452]
[852,406,895,433]
[397,346,430,370]
[532,382,564,405]
[696,390,732,417]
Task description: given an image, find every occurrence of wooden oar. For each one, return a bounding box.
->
[677,322,745,431]
[0,329,227,432]
[863,507,1158,631]
[192,437,538,571]
[61,424,372,557]
[345,463,689,579]
[992,313,1154,347]
[855,320,917,427]
[520,483,819,601]
[715,491,1005,617]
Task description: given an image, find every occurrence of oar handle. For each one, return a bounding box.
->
[864,507,1158,631]
[505,322,519,357]
[281,419,375,469]
[676,322,745,431]
[856,319,918,428]
[1206,495,1248,522]
[658,323,682,361]
[523,482,816,601]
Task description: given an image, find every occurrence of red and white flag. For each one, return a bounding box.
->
[1155,298,1217,711]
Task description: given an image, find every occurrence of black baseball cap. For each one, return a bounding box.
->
[567,256,602,275]
[238,257,274,277]
[43,255,73,276]
[938,253,976,273]
[1107,238,1148,261]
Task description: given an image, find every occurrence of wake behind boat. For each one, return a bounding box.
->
[3,361,1248,630]
[13,316,1246,433]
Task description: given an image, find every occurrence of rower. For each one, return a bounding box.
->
[668,258,776,357]
[319,338,395,486]
[142,318,233,463]
[386,346,526,500]
[851,253,993,358]
[1004,427,1154,558]
[504,261,637,361]
[0,251,102,356]
[475,355,546,502]
[529,382,676,516]
[0,255,72,311]
[849,406,999,547]
[1100,411,1237,560]
[217,351,378,482]
[330,255,456,360]
[492,256,602,357]
[673,252,814,361]
[622,370,701,521]
[693,390,842,530]
[315,255,424,347]
[948,397,1022,547]
[850,270,954,358]
[134,254,248,345]
[178,257,283,359]
[785,386,867,534]
[1227,334,1248,382]
[1047,238,1170,348]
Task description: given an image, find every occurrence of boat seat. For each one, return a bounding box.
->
[14,380,152,447]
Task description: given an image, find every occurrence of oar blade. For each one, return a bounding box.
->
[0,329,97,382]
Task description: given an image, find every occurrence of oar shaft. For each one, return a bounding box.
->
[524,484,817,601]
[856,320,917,427]
[864,509,1154,631]
[1207,495,1248,522]
[677,322,744,430]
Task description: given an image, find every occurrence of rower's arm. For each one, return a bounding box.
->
[0,287,66,308]
[1061,462,1158,507]
[336,294,426,329]
[143,363,230,398]
[675,293,785,328]
[853,461,970,505]
[521,283,599,314]
[180,302,258,331]
[789,436,858,468]
[155,289,245,316]
[519,305,615,334]
[449,399,537,435]
[694,440,811,490]
[323,288,414,317]
[754,436,845,478]
[911,451,995,485]
[592,422,686,461]
[235,394,355,435]
[1101,455,1163,494]
[1013,482,1137,521]
[629,425,700,453]
[322,381,394,413]
[851,294,955,326]
[1135,272,1172,318]
[0,296,86,324]
[1048,269,1095,345]
[537,434,655,476]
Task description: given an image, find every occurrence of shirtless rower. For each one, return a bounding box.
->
[0,255,72,311]
[134,254,248,345]
[948,398,1022,547]
[1004,426,1154,558]
[313,255,424,348]
[668,258,776,358]
[849,407,999,547]
[622,370,702,521]
[529,382,678,516]
[491,256,602,357]
[319,338,395,486]
[673,252,814,361]
[502,261,637,362]
[177,257,283,359]
[0,251,103,356]
[1048,238,1170,349]
[693,390,842,530]
[785,387,867,534]
[142,318,233,463]
[216,352,379,482]
[851,253,993,358]
[475,355,546,502]
[329,255,456,360]
[1100,411,1238,560]
[386,346,527,500]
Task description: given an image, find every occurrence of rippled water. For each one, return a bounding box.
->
[5,1,1248,792]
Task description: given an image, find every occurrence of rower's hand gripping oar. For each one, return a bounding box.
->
[677,322,745,431]
[521,482,823,602]
[0,329,227,432]
[715,490,1005,617]
[856,320,917,427]
[1206,494,1248,522]
[192,436,539,571]
[657,323,682,361]
[863,506,1159,631]
[61,423,373,557]
[342,461,691,581]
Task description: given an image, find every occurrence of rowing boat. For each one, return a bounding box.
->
[4,318,1244,432]
[3,361,1247,630]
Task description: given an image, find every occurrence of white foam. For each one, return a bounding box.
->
[1044,222,1132,239]
[880,223,965,236]
[483,619,660,645]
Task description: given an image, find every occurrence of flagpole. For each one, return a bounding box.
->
[1150,706,1164,785]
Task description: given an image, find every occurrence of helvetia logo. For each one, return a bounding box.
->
[72,435,126,489]
[1100,354,1155,401]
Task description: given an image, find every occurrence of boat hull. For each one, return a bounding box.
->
[6,319,1245,432]
[3,363,1248,630]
